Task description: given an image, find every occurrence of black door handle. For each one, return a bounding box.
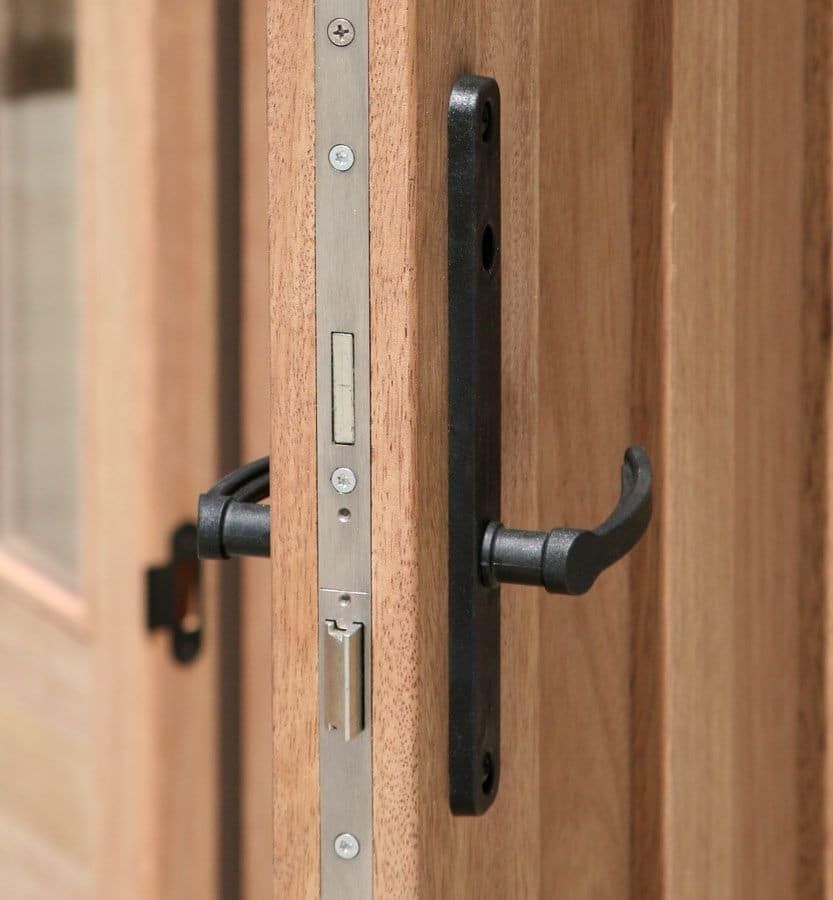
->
[480,445,652,595]
[196,456,270,559]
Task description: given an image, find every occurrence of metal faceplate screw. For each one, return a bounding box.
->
[329,144,355,172]
[334,833,360,860]
[327,17,355,46]
[331,467,357,494]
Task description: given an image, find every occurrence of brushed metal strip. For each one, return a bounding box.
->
[315,0,372,897]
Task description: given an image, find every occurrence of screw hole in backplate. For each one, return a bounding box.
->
[481,100,493,142]
[481,752,495,795]
[481,224,496,273]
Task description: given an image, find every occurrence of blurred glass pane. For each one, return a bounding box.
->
[0,0,79,588]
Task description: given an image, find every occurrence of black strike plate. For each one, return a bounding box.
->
[448,73,501,816]
[147,522,202,664]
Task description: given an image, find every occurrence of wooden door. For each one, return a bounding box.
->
[269,0,833,897]
[0,1,275,897]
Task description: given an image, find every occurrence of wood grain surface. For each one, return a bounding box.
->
[369,0,544,896]
[539,3,635,893]
[734,1,803,895]
[663,2,738,894]
[267,0,319,896]
[799,0,833,895]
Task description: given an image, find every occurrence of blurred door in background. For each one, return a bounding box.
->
[0,1,271,898]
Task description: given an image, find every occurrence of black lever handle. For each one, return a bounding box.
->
[480,445,652,595]
[197,456,270,559]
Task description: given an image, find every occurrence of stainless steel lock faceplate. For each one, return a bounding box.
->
[315,1,372,898]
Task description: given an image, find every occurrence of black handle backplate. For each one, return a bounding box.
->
[447,75,654,817]
[448,73,502,816]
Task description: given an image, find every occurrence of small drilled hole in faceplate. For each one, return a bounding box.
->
[481,752,495,794]
[481,101,493,142]
[339,593,351,606]
[481,224,496,273]
[338,508,352,523]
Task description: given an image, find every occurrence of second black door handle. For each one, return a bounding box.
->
[197,456,270,559]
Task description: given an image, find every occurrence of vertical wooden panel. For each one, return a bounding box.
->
[154,6,220,898]
[630,0,671,894]
[544,1,817,895]
[656,2,823,896]
[267,0,319,895]
[480,0,542,894]
[800,0,833,895]
[664,2,737,895]
[370,0,541,897]
[367,0,423,886]
[81,4,160,893]
[538,2,634,894]
[734,1,803,895]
